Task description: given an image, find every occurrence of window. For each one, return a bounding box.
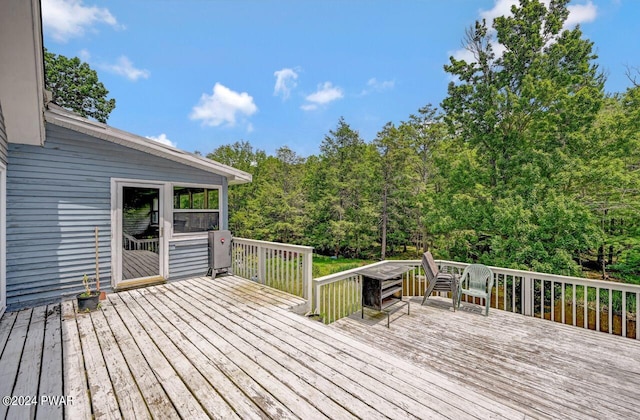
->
[173,186,220,234]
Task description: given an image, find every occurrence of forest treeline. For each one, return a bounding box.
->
[208,0,640,282]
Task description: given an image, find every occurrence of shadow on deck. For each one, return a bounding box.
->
[0,276,639,419]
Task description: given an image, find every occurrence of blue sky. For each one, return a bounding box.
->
[42,0,639,157]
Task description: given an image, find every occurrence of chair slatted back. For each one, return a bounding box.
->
[421,251,457,309]
[422,251,439,283]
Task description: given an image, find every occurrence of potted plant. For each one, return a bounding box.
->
[77,274,100,312]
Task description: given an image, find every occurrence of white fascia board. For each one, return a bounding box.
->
[44,108,252,185]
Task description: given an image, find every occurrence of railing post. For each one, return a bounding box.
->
[302,251,313,313]
[257,245,266,284]
[523,275,533,316]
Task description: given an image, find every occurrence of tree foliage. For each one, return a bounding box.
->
[440,0,606,274]
[205,0,638,282]
[44,48,116,123]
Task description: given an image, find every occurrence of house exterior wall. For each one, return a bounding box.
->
[169,238,209,279]
[6,123,229,310]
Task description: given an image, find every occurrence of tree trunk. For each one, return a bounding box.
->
[598,244,607,279]
[380,186,388,260]
[608,245,614,266]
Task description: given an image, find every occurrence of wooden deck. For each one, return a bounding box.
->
[122,249,159,280]
[0,276,638,419]
[334,297,640,419]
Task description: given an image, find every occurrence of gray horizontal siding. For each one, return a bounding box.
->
[6,122,228,310]
[0,101,7,165]
[168,238,209,280]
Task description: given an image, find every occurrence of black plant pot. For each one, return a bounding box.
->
[77,292,100,312]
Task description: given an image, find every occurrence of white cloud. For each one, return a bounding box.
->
[190,83,258,127]
[274,68,299,100]
[100,56,150,81]
[42,0,119,42]
[480,0,517,22]
[360,77,395,95]
[450,0,598,63]
[146,134,176,148]
[566,1,597,28]
[78,49,91,62]
[301,82,343,110]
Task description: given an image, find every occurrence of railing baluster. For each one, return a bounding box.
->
[540,280,544,320]
[511,275,515,313]
[622,292,627,338]
[584,285,588,329]
[551,280,555,322]
[561,281,565,324]
[608,289,613,335]
[502,274,506,311]
[596,287,600,332]
[636,292,640,340]
[571,283,578,327]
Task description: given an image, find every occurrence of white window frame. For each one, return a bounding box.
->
[170,182,222,239]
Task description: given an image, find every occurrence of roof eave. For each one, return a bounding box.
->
[44,107,252,185]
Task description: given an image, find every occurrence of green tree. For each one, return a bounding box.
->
[402,104,449,253]
[246,147,307,243]
[207,141,267,236]
[572,89,640,279]
[307,118,378,258]
[44,48,116,123]
[373,122,415,259]
[441,0,605,274]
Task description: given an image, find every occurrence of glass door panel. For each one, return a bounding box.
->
[121,186,160,280]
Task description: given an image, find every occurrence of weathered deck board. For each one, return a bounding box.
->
[0,309,32,419]
[7,306,47,420]
[142,286,295,419]
[172,282,377,420]
[89,304,151,420]
[122,249,159,280]
[98,295,180,419]
[105,294,210,419]
[187,278,467,419]
[74,301,122,419]
[134,288,271,420]
[36,305,63,420]
[114,291,239,419]
[61,301,92,419]
[392,301,640,410]
[1,275,638,419]
[212,276,531,419]
[163,283,336,419]
[0,311,17,355]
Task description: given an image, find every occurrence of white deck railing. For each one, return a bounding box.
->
[313,260,422,324]
[123,233,159,253]
[232,238,313,309]
[312,259,640,340]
